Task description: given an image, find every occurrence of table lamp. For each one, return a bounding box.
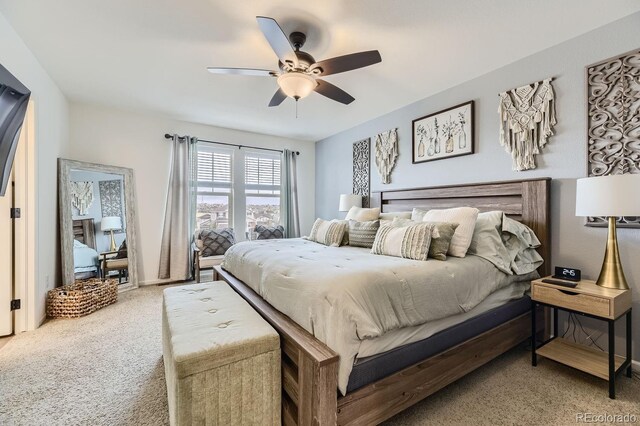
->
[339,194,362,212]
[101,216,122,252]
[575,174,640,290]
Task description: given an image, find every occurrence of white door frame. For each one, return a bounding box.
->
[12,101,36,333]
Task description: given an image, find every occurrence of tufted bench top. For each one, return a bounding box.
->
[163,281,279,379]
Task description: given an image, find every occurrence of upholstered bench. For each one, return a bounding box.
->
[162,281,281,425]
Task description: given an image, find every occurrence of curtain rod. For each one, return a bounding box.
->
[164,134,299,155]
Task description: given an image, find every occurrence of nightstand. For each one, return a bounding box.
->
[531,277,632,399]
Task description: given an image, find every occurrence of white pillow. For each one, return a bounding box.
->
[422,207,479,257]
[73,239,87,249]
[345,206,380,222]
[411,208,428,222]
[378,211,412,221]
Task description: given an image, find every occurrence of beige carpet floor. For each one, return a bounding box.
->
[0,284,638,426]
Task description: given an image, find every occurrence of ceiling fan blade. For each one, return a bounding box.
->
[311,50,381,76]
[256,16,299,67]
[314,79,355,105]
[268,88,287,107]
[206,67,277,77]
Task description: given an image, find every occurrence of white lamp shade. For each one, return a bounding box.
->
[575,174,640,217]
[339,194,362,212]
[277,72,317,99]
[101,216,122,232]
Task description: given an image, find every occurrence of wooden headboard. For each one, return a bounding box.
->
[72,218,96,250]
[371,178,551,275]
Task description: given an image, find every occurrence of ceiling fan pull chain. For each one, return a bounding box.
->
[295,99,298,119]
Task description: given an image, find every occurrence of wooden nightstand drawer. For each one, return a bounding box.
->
[532,285,610,318]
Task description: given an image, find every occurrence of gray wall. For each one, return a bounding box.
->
[316,13,640,359]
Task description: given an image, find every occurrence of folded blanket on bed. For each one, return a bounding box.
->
[222,238,537,394]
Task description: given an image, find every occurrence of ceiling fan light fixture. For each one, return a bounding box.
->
[277,72,317,100]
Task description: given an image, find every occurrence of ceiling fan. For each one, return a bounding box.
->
[207,16,382,107]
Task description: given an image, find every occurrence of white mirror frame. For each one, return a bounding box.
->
[58,158,139,291]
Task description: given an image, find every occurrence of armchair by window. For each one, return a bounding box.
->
[192,228,235,283]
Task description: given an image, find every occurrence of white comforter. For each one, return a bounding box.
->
[222,238,533,394]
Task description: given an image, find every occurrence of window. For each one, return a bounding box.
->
[195,145,282,239]
[244,152,281,237]
[195,146,233,231]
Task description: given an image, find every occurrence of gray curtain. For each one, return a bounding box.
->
[281,149,300,238]
[159,135,198,280]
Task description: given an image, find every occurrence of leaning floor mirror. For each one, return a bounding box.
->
[58,159,139,291]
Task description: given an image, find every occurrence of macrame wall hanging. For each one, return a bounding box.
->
[70,181,94,216]
[374,128,398,184]
[353,138,371,208]
[586,48,640,228]
[498,78,556,171]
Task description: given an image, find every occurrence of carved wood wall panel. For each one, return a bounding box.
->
[353,139,371,208]
[587,49,640,227]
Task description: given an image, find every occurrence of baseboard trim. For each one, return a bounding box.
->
[139,278,177,286]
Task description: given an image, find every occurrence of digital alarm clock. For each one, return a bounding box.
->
[552,266,581,282]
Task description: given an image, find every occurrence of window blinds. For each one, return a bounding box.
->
[245,153,281,194]
[197,149,232,190]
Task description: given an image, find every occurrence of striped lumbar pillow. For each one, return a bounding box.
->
[348,220,380,248]
[308,219,347,247]
[371,222,434,261]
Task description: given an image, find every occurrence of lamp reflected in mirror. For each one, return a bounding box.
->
[101,216,122,252]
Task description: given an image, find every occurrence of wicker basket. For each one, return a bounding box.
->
[46,278,118,318]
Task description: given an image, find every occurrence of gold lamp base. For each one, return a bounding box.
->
[596,217,629,290]
[109,229,117,252]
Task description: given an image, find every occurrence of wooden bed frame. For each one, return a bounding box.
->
[216,178,551,425]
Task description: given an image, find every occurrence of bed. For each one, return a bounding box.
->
[216,178,550,425]
[72,218,99,280]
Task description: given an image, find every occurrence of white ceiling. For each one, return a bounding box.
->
[1,1,639,141]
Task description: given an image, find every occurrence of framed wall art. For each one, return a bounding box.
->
[353,138,371,208]
[586,48,640,228]
[412,101,474,163]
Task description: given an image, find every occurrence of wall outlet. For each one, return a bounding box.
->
[45,275,50,289]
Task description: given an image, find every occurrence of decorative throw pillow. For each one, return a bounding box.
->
[371,222,434,261]
[422,207,479,257]
[308,219,347,247]
[255,225,285,240]
[423,222,458,261]
[390,217,416,227]
[115,240,128,259]
[345,206,381,222]
[389,218,457,260]
[348,220,380,248]
[411,208,429,222]
[197,228,236,256]
[378,211,412,221]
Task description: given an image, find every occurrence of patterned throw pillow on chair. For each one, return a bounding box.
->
[115,240,127,259]
[255,225,285,240]
[198,228,236,256]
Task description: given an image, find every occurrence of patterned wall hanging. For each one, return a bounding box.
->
[353,138,371,208]
[498,78,556,171]
[99,180,125,233]
[587,48,640,228]
[70,181,94,216]
[375,128,398,184]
